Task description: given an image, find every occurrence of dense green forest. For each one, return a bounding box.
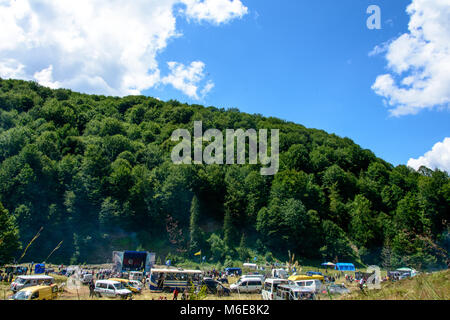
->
[0,78,448,270]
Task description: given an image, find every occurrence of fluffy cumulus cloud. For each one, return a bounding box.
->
[181,0,248,24]
[162,61,214,99]
[0,0,247,98]
[407,137,450,172]
[371,0,450,116]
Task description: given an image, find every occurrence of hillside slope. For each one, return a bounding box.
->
[0,78,448,267]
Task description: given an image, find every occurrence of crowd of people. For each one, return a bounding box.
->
[0,271,14,283]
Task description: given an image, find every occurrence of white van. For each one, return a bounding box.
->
[94,280,132,299]
[290,279,323,293]
[230,278,263,293]
[275,285,316,300]
[271,268,289,279]
[81,273,93,284]
[10,275,55,293]
[262,278,289,300]
[240,274,265,282]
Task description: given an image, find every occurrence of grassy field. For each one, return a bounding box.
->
[1,264,448,300]
[337,269,449,300]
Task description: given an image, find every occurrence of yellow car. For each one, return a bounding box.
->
[10,284,58,300]
[108,278,142,294]
[288,275,324,281]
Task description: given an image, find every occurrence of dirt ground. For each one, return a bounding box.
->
[1,277,361,300]
[0,272,266,300]
[0,264,363,301]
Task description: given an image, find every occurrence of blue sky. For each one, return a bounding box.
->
[148,0,450,169]
[1,0,449,171]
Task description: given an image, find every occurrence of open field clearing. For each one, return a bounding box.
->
[1,263,447,301]
[339,269,449,300]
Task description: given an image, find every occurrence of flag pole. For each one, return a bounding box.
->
[44,241,63,263]
[17,227,43,263]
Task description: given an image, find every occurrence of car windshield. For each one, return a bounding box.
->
[15,278,26,284]
[12,291,31,300]
[113,283,125,290]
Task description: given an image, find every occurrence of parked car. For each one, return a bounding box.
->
[217,276,229,284]
[271,269,289,279]
[262,278,289,300]
[10,285,58,300]
[306,271,323,277]
[94,280,132,299]
[240,274,265,282]
[289,278,323,294]
[275,285,316,300]
[201,278,231,296]
[230,278,263,293]
[10,275,55,293]
[109,278,142,294]
[325,283,350,295]
[81,273,93,284]
[398,273,410,280]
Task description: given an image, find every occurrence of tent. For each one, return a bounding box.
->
[335,263,355,271]
[321,262,336,267]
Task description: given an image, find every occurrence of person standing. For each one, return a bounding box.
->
[173,288,179,300]
[89,280,95,298]
[359,278,365,291]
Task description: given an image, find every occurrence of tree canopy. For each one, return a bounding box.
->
[0,78,448,269]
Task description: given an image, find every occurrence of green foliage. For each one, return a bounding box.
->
[189,195,203,253]
[0,202,21,264]
[207,234,228,262]
[320,220,353,261]
[0,78,447,269]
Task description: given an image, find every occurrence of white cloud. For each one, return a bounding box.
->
[181,0,248,25]
[371,0,450,116]
[0,59,26,79]
[0,0,248,98]
[33,65,60,89]
[201,80,215,96]
[407,137,450,173]
[162,61,210,99]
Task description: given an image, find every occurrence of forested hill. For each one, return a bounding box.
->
[0,78,448,269]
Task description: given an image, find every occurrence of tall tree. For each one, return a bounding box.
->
[0,202,21,264]
[189,195,202,253]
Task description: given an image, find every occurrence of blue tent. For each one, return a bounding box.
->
[335,263,355,271]
[35,263,45,274]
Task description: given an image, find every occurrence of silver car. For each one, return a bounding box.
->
[326,284,350,295]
